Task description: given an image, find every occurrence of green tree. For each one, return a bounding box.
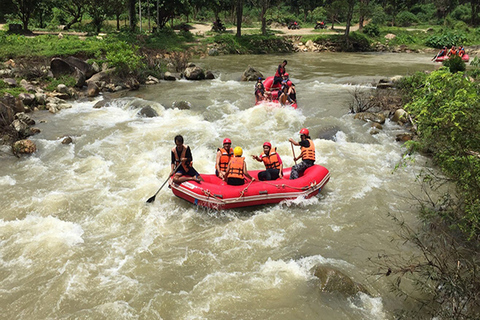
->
[11,0,41,30]
[57,0,88,29]
[325,0,344,29]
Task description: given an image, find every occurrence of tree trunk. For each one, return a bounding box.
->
[147,0,150,32]
[116,13,120,30]
[139,0,142,32]
[261,5,267,35]
[129,0,137,31]
[236,0,243,37]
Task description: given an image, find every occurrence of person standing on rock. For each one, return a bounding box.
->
[273,60,287,86]
[171,135,203,184]
[288,128,315,179]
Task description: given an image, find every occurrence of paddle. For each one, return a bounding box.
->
[146,163,181,204]
[291,141,297,165]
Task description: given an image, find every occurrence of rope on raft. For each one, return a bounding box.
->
[258,180,317,191]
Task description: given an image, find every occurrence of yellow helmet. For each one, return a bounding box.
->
[233,146,243,156]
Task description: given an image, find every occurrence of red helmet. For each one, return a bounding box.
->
[299,128,309,136]
[287,80,292,86]
[263,142,272,148]
[223,138,231,144]
[284,73,289,77]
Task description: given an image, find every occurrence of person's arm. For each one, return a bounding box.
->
[277,154,284,178]
[215,150,222,172]
[223,162,230,180]
[289,138,299,146]
[252,154,262,162]
[170,151,177,175]
[243,162,255,181]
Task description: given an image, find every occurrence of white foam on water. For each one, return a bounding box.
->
[0,175,16,186]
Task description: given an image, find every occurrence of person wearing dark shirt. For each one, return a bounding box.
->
[170,135,203,184]
[288,128,315,179]
[273,60,287,86]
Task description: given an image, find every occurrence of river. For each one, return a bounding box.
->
[0,52,437,319]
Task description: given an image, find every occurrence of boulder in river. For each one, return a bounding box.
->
[12,139,36,156]
[241,66,263,81]
[184,66,205,80]
[138,106,158,118]
[312,265,369,297]
[318,126,341,141]
[173,101,191,110]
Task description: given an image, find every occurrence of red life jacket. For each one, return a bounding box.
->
[172,145,191,171]
[275,65,285,77]
[227,157,244,179]
[261,148,281,169]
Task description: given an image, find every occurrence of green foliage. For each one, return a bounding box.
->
[450,4,471,23]
[362,23,380,37]
[103,40,144,73]
[404,69,480,238]
[309,7,327,23]
[44,75,76,91]
[370,4,388,25]
[0,80,27,97]
[410,3,436,23]
[396,11,419,27]
[205,34,293,54]
[442,55,466,73]
[425,32,467,48]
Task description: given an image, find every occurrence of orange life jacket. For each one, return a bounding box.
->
[261,148,280,169]
[172,144,190,171]
[227,157,244,179]
[459,48,465,56]
[217,147,233,172]
[448,48,457,56]
[300,139,315,161]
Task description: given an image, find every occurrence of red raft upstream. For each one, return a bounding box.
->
[256,76,298,109]
[434,54,469,62]
[169,165,330,209]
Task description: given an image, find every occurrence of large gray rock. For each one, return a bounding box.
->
[318,126,341,141]
[18,93,35,107]
[313,265,369,296]
[15,112,35,125]
[138,106,158,117]
[0,102,14,126]
[86,68,115,84]
[205,70,215,80]
[172,101,191,110]
[50,57,86,87]
[87,82,100,97]
[354,112,386,124]
[184,66,205,80]
[241,66,263,81]
[2,78,17,87]
[164,72,178,81]
[65,56,96,79]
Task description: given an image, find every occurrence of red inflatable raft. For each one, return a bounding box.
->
[434,54,469,62]
[256,76,298,109]
[169,165,330,210]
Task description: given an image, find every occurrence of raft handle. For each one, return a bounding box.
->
[214,194,224,199]
[259,190,268,195]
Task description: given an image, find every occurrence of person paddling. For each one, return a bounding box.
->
[170,135,203,184]
[288,128,315,179]
[273,60,287,86]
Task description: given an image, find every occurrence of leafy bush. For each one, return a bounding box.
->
[371,5,388,25]
[363,23,380,37]
[404,69,480,239]
[442,54,466,73]
[103,40,144,74]
[309,7,327,23]
[425,32,467,48]
[45,75,76,91]
[450,4,471,23]
[396,11,419,27]
[410,3,436,23]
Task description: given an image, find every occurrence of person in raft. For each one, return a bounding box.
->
[215,138,233,179]
[273,60,287,86]
[224,146,255,185]
[254,77,265,102]
[432,46,447,60]
[252,142,283,181]
[288,128,315,180]
[171,134,203,183]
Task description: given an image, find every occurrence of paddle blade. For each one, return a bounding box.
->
[146,195,156,203]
